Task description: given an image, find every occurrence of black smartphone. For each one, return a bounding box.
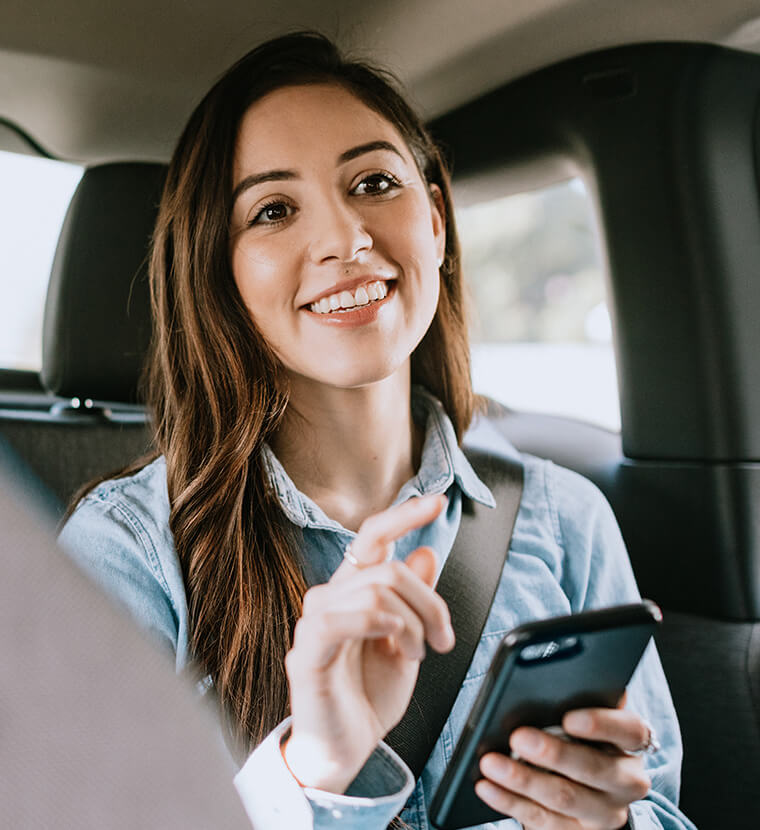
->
[429,600,662,830]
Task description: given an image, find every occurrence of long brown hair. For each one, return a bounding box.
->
[147,31,474,755]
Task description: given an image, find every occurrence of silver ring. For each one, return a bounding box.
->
[630,722,661,756]
[343,540,395,568]
[343,542,361,567]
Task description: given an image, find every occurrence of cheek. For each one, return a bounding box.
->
[382,207,441,309]
[374,196,441,274]
[231,242,287,320]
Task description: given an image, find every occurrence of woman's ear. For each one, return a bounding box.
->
[429,184,446,267]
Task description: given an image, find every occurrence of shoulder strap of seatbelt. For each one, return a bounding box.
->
[384,447,524,781]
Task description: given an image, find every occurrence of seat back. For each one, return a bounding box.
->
[488,404,760,829]
[0,162,163,516]
[0,416,151,512]
[660,612,760,828]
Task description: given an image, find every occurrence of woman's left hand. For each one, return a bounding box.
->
[475,699,652,829]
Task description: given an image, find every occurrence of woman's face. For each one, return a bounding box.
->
[229,83,445,391]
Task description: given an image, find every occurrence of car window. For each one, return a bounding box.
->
[456,178,620,431]
[0,150,83,371]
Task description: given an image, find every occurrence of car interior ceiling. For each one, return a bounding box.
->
[4,0,759,163]
[2,39,760,829]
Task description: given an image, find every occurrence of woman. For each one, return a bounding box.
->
[60,32,694,830]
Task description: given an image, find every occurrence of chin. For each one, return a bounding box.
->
[336,364,402,390]
[296,354,408,391]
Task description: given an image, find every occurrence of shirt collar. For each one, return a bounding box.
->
[406,386,495,508]
[263,386,495,531]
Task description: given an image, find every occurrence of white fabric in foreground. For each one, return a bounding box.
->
[0,469,248,829]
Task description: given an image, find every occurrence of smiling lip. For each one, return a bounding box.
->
[303,281,395,327]
[303,275,394,307]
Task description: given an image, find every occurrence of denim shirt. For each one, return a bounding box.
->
[58,388,695,830]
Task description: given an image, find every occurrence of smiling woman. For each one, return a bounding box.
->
[229,84,444,393]
[57,32,694,830]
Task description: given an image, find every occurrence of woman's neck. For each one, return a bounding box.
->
[271,370,421,532]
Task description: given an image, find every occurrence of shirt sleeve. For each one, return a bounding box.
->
[548,462,697,830]
[57,493,181,661]
[59,486,416,828]
[234,717,414,829]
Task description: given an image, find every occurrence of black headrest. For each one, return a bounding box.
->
[41,163,167,403]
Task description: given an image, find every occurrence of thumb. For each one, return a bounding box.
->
[404,545,438,588]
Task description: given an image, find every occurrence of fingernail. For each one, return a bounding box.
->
[511,730,543,756]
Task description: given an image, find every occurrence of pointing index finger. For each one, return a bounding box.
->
[344,494,447,570]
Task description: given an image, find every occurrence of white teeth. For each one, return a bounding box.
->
[309,280,390,313]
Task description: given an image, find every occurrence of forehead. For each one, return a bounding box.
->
[234,83,411,170]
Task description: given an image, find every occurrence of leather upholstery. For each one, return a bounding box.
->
[41,162,166,402]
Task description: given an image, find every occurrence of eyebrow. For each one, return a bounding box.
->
[338,140,404,164]
[231,140,405,206]
[231,169,298,206]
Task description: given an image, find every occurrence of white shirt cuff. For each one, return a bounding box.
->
[234,717,414,829]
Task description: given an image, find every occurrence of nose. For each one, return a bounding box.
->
[307,195,373,264]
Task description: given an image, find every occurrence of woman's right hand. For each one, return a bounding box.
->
[282,493,456,794]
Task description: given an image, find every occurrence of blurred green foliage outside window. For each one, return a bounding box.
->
[457,179,620,431]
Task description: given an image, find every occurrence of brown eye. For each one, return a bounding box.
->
[264,203,288,221]
[352,173,401,196]
[249,200,295,226]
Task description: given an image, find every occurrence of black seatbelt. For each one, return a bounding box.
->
[385,447,524,781]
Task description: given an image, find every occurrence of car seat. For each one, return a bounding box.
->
[0,162,160,516]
